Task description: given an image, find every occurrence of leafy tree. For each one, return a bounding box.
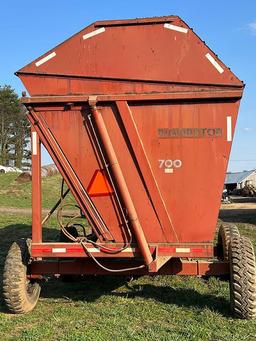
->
[0,85,30,168]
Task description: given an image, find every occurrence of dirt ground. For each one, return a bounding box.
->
[221,196,256,209]
[0,207,76,216]
[219,196,256,225]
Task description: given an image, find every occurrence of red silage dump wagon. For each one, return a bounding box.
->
[3,16,256,318]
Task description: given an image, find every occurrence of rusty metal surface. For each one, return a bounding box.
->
[26,96,241,245]
[17,16,242,93]
[19,75,243,97]
[17,16,244,274]
[20,90,243,104]
[27,109,115,241]
[126,100,241,243]
[31,127,42,243]
[30,258,229,276]
[94,16,179,27]
[31,242,213,259]
[90,102,153,265]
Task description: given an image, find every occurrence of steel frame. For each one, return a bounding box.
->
[22,89,242,106]
[29,258,229,276]
[26,92,232,276]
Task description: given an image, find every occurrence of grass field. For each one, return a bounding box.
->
[0,174,256,340]
[0,173,73,209]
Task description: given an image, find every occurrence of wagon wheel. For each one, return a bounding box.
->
[218,224,240,260]
[3,239,41,313]
[229,236,256,319]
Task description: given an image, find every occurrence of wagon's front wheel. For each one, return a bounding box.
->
[3,239,41,314]
[229,236,256,319]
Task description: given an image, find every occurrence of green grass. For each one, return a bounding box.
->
[0,213,256,340]
[0,172,256,340]
[0,173,74,209]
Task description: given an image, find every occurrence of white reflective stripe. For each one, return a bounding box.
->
[205,53,224,74]
[86,248,100,252]
[165,168,173,174]
[32,131,37,155]
[83,27,105,40]
[51,246,138,254]
[164,23,188,34]
[35,52,56,67]
[52,248,66,253]
[121,247,136,253]
[227,116,232,141]
[176,248,191,253]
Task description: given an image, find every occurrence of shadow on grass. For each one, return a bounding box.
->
[230,196,256,204]
[39,276,231,317]
[219,209,256,225]
[0,224,230,317]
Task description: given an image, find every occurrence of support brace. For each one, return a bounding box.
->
[89,97,153,266]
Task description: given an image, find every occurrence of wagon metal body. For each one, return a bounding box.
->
[4,16,256,318]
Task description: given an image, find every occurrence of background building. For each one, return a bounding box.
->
[225,169,256,193]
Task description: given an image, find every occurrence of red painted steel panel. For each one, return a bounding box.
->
[127,100,240,242]
[98,104,168,242]
[17,16,244,271]
[27,98,240,245]
[17,16,242,90]
[31,243,213,258]
[31,128,42,243]
[30,259,229,276]
[19,74,242,97]
[39,109,125,242]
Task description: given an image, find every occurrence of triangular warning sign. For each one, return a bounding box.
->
[87,170,114,197]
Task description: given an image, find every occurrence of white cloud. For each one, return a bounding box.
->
[248,21,256,35]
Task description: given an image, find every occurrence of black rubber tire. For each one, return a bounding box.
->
[3,239,41,314]
[218,224,240,260]
[229,236,256,319]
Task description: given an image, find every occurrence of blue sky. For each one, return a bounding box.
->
[0,1,255,172]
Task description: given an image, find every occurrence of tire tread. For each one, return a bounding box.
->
[229,236,256,319]
[2,239,41,314]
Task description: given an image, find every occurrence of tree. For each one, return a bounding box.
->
[0,85,30,168]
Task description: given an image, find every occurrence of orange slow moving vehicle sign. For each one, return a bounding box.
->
[87,170,114,197]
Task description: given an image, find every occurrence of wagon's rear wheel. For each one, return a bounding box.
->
[229,236,256,319]
[218,223,240,260]
[3,239,41,314]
